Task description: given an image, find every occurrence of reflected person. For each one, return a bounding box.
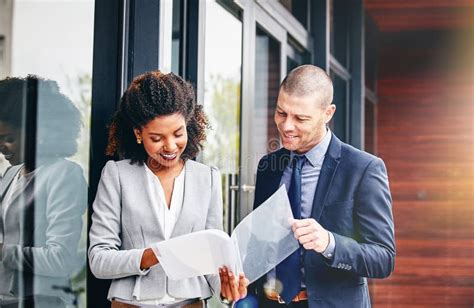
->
[0,76,87,308]
[88,71,247,308]
[244,65,395,308]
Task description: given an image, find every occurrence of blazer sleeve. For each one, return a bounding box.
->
[204,166,224,295]
[328,157,396,278]
[2,162,86,277]
[88,161,149,279]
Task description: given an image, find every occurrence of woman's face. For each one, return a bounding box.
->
[0,121,23,166]
[134,113,188,170]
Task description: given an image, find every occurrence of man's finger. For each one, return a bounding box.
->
[298,233,315,245]
[293,225,315,238]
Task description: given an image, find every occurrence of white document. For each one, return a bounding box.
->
[154,185,299,283]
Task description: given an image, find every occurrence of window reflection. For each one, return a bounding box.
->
[0,76,87,308]
[0,1,93,307]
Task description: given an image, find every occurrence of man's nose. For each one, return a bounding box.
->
[281,118,296,131]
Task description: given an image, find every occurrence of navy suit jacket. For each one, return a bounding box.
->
[249,134,395,308]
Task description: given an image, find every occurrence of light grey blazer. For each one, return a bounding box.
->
[88,159,223,302]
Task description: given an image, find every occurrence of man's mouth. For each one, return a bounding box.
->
[160,152,178,161]
[283,134,297,140]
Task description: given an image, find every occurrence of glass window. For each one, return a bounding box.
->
[365,15,378,92]
[287,36,311,73]
[171,0,182,75]
[364,99,376,154]
[202,0,242,234]
[253,26,281,167]
[0,36,5,79]
[0,1,94,307]
[329,0,350,68]
[278,0,309,29]
[329,71,348,142]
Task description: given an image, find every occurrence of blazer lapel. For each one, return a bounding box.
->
[0,165,23,200]
[310,134,342,221]
[1,165,36,219]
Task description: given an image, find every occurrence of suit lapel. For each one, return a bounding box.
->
[257,149,291,209]
[310,134,342,221]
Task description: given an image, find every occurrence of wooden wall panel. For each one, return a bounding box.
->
[371,30,474,307]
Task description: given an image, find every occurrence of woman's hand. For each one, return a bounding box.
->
[219,266,249,304]
[140,248,159,270]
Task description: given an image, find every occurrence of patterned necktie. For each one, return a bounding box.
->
[276,155,305,303]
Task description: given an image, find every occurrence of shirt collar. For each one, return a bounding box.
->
[290,128,332,167]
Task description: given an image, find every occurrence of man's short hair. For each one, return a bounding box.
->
[280,65,334,107]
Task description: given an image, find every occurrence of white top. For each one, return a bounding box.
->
[144,163,185,240]
[126,163,186,306]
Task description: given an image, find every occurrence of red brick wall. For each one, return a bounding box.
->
[371,30,474,307]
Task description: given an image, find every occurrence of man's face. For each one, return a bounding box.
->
[274,90,335,154]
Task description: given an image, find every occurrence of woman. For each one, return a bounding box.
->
[88,71,247,307]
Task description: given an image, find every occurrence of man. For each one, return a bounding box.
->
[247,65,395,307]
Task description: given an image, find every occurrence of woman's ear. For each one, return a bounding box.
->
[133,128,142,144]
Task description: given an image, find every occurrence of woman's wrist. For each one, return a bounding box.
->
[140,248,159,270]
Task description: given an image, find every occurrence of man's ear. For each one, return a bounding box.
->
[324,104,336,124]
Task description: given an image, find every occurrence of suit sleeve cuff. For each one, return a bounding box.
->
[321,231,335,259]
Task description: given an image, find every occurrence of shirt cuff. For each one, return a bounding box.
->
[321,231,335,259]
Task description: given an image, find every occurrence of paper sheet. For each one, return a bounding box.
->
[154,185,299,282]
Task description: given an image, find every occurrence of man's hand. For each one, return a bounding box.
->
[219,266,249,303]
[290,218,330,253]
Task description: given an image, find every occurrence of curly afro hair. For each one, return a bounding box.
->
[106,71,208,164]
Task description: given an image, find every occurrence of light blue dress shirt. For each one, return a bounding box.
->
[279,129,335,259]
[265,129,335,291]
